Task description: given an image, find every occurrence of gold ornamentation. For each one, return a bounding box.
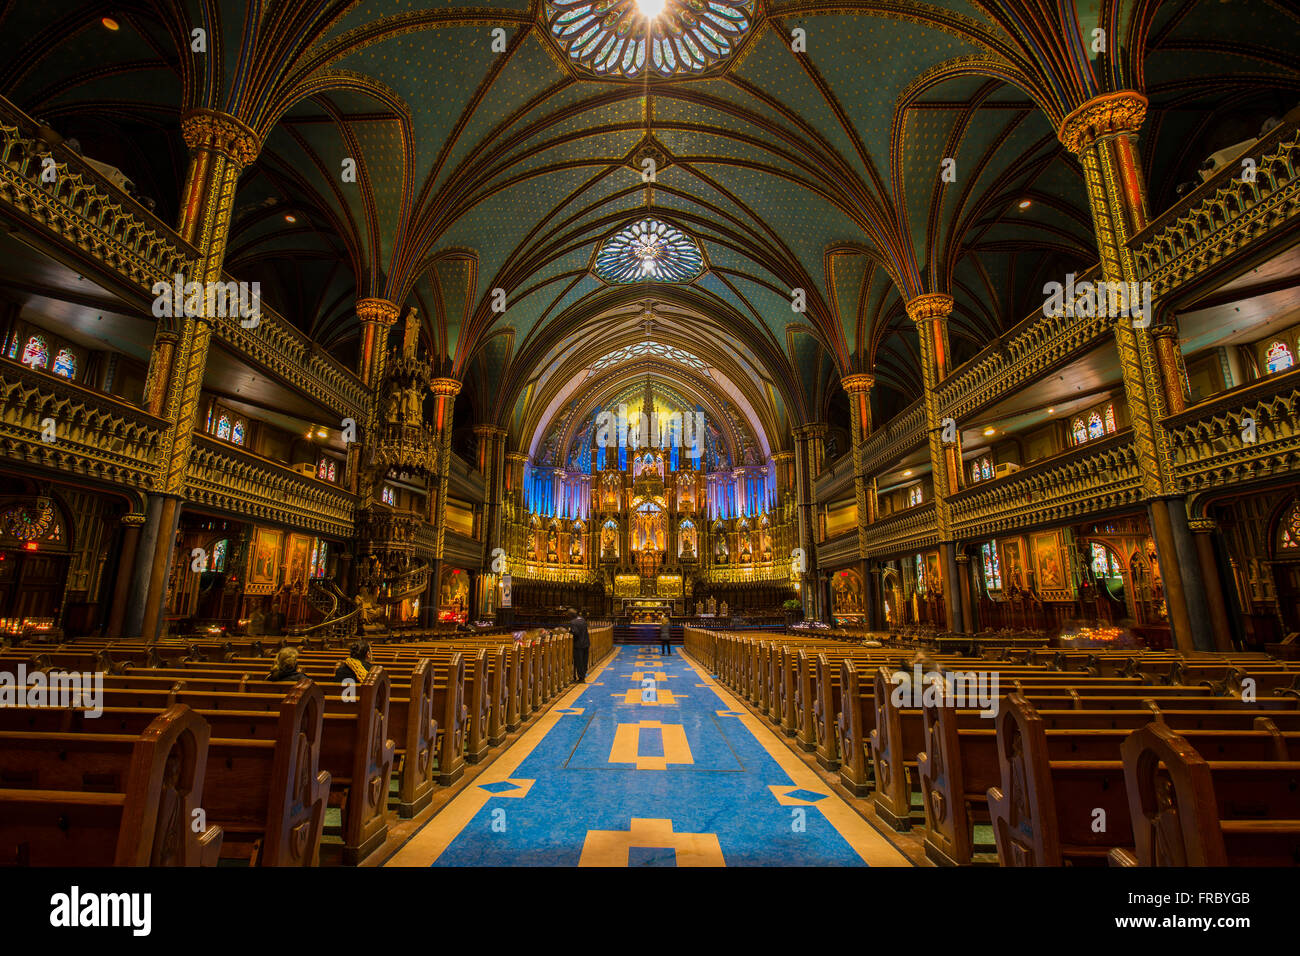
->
[1057,92,1148,155]
[180,109,261,167]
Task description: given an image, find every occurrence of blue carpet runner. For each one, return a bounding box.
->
[386,645,909,867]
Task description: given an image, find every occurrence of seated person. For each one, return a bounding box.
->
[335,640,372,682]
[266,646,308,682]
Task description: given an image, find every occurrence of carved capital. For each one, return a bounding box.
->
[840,373,876,395]
[120,513,148,528]
[356,298,400,327]
[1187,518,1217,534]
[1058,91,1147,154]
[506,451,530,464]
[473,424,507,439]
[180,109,261,167]
[905,293,954,325]
[430,377,462,398]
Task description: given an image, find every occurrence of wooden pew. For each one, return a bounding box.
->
[1116,722,1300,866]
[0,704,224,866]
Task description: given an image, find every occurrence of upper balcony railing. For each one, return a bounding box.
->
[858,399,927,477]
[186,434,356,538]
[861,500,938,559]
[0,97,368,423]
[1132,117,1300,296]
[1165,370,1300,494]
[946,431,1142,541]
[0,358,166,494]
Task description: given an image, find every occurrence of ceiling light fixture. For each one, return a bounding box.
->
[902,470,913,477]
[636,0,666,17]
[1017,198,1032,210]
[983,427,996,436]
[102,17,120,31]
[283,214,297,223]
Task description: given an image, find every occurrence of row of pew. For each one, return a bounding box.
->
[683,627,1300,866]
[0,626,612,867]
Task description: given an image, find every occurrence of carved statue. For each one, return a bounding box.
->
[719,601,728,617]
[695,600,703,616]
[569,533,583,564]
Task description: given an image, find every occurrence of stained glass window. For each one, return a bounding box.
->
[318,458,330,480]
[20,335,48,370]
[1091,542,1109,576]
[591,340,709,375]
[982,541,1002,591]
[52,349,76,379]
[1267,341,1294,375]
[1087,412,1104,439]
[216,414,232,440]
[970,455,993,483]
[230,420,245,445]
[914,555,926,595]
[1072,418,1087,445]
[1281,501,1300,550]
[545,0,755,78]
[311,540,328,578]
[210,539,227,572]
[1104,404,1116,434]
[595,218,704,284]
[382,486,395,506]
[907,485,922,507]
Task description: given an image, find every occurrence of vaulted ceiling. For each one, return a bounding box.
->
[2,0,1296,452]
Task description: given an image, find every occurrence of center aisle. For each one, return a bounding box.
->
[385,644,911,867]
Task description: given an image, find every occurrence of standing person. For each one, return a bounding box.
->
[570,607,590,682]
[659,615,672,656]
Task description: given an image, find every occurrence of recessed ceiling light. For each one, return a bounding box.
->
[102,17,120,31]
[283,213,297,223]
[1047,407,1055,414]
[1017,198,1032,210]
[902,470,913,477]
[983,427,996,436]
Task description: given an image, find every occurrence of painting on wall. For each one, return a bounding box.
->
[247,527,283,593]
[284,533,313,592]
[1032,530,1073,601]
[1001,538,1026,591]
[925,552,942,593]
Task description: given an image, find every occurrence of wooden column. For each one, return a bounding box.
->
[104,513,146,638]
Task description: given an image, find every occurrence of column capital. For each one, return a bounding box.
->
[954,553,971,565]
[430,377,462,398]
[1150,325,1180,343]
[180,109,261,167]
[356,297,400,327]
[1187,518,1217,534]
[840,373,875,395]
[1058,91,1148,154]
[506,451,530,464]
[905,293,954,324]
[120,513,148,528]
[473,424,507,439]
[793,422,828,440]
[771,450,794,463]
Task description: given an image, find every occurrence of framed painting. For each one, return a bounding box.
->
[284,533,313,591]
[247,527,282,593]
[925,552,942,592]
[1001,538,1026,591]
[1032,530,1072,600]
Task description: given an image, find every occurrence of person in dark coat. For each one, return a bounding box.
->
[266,646,308,682]
[659,616,672,655]
[569,607,590,682]
[335,640,371,682]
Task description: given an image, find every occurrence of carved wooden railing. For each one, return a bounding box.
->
[947,432,1143,540]
[0,97,368,423]
[0,104,196,291]
[934,265,1109,422]
[288,579,359,638]
[1165,373,1300,494]
[862,501,939,558]
[186,434,356,537]
[858,399,926,476]
[814,451,857,500]
[1133,118,1300,296]
[0,359,165,491]
[370,420,438,475]
[815,528,859,566]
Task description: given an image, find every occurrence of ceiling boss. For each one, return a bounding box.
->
[544,0,756,77]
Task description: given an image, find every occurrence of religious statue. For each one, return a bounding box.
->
[679,522,697,559]
[719,601,728,617]
[714,537,728,564]
[546,529,558,563]
[706,596,716,615]
[569,533,583,564]
[695,600,704,616]
[739,537,752,563]
[600,522,618,558]
[354,586,387,634]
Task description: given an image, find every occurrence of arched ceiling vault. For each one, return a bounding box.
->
[2,0,1297,424]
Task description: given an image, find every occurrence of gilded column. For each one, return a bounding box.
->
[428,377,462,601]
[136,109,260,641]
[1059,91,1211,651]
[792,423,827,620]
[353,298,400,500]
[907,292,964,633]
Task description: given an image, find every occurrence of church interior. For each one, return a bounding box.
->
[1,0,1299,887]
